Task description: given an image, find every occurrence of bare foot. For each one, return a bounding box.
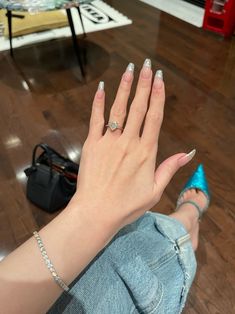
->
[178,189,208,216]
[171,189,208,251]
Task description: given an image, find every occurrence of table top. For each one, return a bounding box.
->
[0,0,92,12]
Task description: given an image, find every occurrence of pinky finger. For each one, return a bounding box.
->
[88,81,105,140]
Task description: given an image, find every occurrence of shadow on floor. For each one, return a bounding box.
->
[0,38,110,94]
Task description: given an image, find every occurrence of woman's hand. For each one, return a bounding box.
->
[74,59,195,229]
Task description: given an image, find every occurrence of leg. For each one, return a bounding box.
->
[6,10,13,57]
[77,6,86,38]
[170,189,207,251]
[66,8,85,77]
[49,212,196,313]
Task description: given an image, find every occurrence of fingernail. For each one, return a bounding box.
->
[143,58,151,68]
[98,81,104,90]
[126,62,135,72]
[142,58,152,79]
[97,81,104,99]
[178,149,196,165]
[154,70,163,88]
[123,63,135,82]
[186,149,196,160]
[155,70,163,80]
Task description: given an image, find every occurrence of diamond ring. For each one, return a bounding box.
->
[106,121,123,131]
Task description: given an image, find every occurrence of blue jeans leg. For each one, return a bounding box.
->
[48,212,197,314]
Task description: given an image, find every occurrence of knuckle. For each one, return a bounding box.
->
[164,162,174,175]
[147,111,163,124]
[143,140,157,152]
[140,147,150,163]
[111,106,126,118]
[139,79,151,89]
[92,115,105,126]
[131,103,147,115]
[119,82,131,92]
[152,84,162,95]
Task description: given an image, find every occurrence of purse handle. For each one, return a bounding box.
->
[34,143,69,162]
[32,143,54,166]
[25,144,63,179]
[32,143,57,178]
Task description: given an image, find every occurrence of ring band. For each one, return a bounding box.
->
[106,121,123,131]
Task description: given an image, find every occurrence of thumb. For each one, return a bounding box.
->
[154,149,196,198]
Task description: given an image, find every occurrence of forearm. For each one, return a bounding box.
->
[0,196,117,314]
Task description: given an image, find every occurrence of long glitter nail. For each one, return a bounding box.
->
[143,58,151,68]
[126,62,135,72]
[178,149,196,166]
[186,149,196,160]
[155,70,163,80]
[98,81,104,90]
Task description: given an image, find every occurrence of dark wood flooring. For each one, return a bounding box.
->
[0,0,235,313]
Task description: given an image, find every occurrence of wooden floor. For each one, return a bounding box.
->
[0,0,235,312]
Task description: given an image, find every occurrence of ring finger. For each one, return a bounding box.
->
[105,63,135,137]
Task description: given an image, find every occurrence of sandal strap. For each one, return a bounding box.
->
[176,200,204,220]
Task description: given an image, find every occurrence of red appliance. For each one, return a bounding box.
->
[203,0,235,37]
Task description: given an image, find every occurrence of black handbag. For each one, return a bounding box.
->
[24,143,79,213]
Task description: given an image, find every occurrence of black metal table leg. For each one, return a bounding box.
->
[77,6,86,38]
[66,8,85,77]
[6,10,13,57]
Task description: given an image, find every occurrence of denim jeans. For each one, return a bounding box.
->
[48,212,197,314]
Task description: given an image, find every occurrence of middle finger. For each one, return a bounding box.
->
[123,58,153,138]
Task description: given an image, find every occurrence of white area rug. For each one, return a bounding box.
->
[0,0,132,52]
[140,0,204,27]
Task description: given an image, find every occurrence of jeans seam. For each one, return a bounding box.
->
[147,249,175,270]
[174,244,195,313]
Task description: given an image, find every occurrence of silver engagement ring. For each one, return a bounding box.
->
[106,121,123,131]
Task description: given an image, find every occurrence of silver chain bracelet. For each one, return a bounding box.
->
[33,231,69,292]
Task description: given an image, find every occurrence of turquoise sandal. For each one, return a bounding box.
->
[176,164,210,220]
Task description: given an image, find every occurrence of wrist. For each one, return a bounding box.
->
[66,194,120,245]
[38,195,119,287]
